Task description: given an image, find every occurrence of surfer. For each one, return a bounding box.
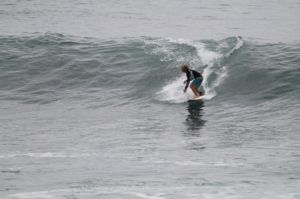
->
[181,64,204,97]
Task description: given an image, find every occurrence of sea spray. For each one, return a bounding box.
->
[155,37,243,102]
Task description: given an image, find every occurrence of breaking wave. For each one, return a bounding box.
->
[0,33,299,105]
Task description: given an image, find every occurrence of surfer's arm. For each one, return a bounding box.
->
[184,79,190,92]
[184,72,190,92]
[184,80,190,92]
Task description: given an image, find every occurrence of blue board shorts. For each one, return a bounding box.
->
[191,77,203,88]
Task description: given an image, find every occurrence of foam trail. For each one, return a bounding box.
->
[225,36,244,57]
[193,44,221,100]
[201,36,244,100]
[201,64,229,100]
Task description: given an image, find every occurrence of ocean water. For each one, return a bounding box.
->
[0,1,300,199]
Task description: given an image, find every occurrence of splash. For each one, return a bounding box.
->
[155,37,243,103]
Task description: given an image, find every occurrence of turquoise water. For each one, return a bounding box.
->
[0,1,300,199]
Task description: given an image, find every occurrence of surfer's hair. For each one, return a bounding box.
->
[181,64,189,72]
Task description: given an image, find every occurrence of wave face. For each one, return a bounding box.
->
[0,34,299,105]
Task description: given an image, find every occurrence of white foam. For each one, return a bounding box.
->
[0,154,18,158]
[225,36,244,57]
[10,191,55,199]
[25,152,95,158]
[202,37,244,99]
[0,152,94,159]
[156,76,193,103]
[8,188,167,199]
[158,37,244,103]
[153,36,243,103]
[129,192,167,199]
[155,160,244,167]
[202,64,229,100]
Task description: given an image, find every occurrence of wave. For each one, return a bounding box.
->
[0,33,299,105]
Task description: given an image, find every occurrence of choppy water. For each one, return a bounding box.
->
[1,1,300,199]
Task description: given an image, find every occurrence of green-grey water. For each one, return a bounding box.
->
[0,1,300,199]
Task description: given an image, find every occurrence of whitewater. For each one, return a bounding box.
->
[1,1,300,199]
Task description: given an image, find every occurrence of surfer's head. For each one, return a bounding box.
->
[181,64,189,73]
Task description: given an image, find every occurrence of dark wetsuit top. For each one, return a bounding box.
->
[184,69,203,91]
[186,69,202,81]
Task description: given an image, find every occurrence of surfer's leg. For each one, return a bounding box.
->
[190,78,204,97]
[194,78,204,96]
[198,85,205,96]
[190,84,201,96]
[195,87,202,96]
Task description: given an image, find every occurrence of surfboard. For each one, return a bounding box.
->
[188,96,204,102]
